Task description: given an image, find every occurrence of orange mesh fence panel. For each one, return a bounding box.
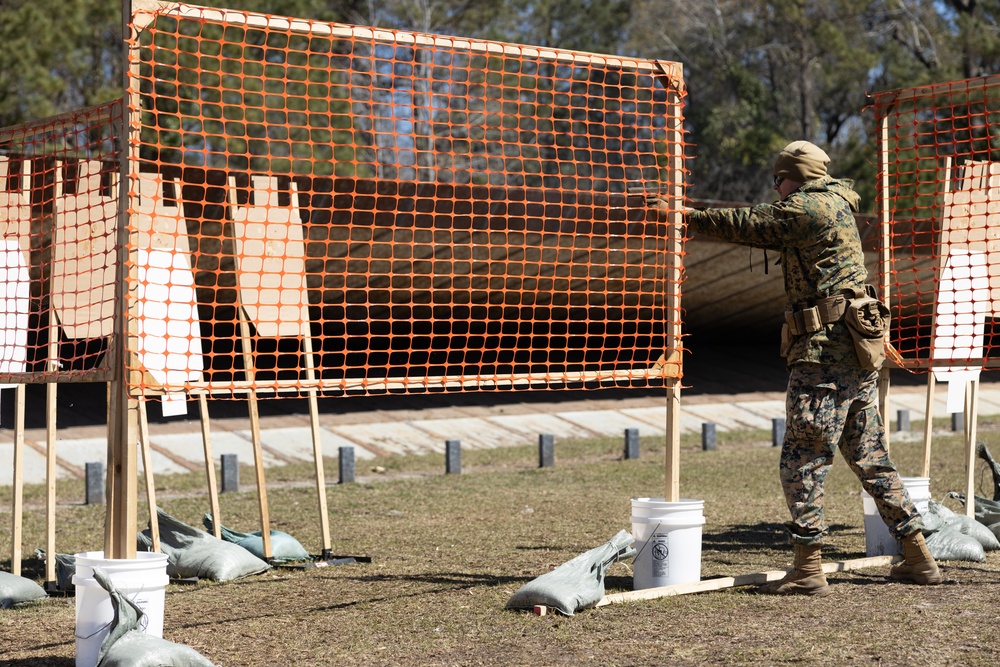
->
[872,76,1000,374]
[119,2,686,398]
[0,102,122,384]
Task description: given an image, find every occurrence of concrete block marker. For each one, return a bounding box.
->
[896,409,911,432]
[85,462,104,505]
[624,428,640,460]
[445,439,461,474]
[538,433,555,468]
[338,446,355,484]
[702,423,717,451]
[221,453,239,493]
[772,418,786,448]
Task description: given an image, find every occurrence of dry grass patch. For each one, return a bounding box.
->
[2,416,1000,666]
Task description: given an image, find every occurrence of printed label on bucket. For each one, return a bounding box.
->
[651,534,669,579]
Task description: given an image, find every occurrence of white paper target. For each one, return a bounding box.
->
[228,175,310,338]
[136,247,204,391]
[0,239,30,375]
[931,250,989,412]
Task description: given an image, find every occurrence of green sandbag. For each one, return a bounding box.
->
[505,530,636,616]
[924,524,986,562]
[34,549,77,593]
[92,567,217,667]
[0,570,47,608]
[977,443,1000,501]
[925,501,1000,551]
[947,492,1000,527]
[139,509,270,582]
[202,514,310,563]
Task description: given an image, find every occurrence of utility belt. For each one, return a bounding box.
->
[780,285,890,371]
[783,288,861,337]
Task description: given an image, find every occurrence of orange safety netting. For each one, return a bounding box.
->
[0,102,122,385]
[0,2,687,399]
[872,76,1000,374]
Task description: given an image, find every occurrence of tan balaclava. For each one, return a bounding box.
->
[773,140,829,183]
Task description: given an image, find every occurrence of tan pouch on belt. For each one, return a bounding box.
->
[844,285,890,371]
[780,322,793,358]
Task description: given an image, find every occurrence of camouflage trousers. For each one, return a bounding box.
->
[780,363,924,546]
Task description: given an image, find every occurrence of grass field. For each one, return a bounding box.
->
[2,416,1000,666]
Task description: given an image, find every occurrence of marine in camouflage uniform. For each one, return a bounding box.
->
[651,140,941,594]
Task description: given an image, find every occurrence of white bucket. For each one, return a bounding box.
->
[862,477,931,557]
[73,551,169,667]
[630,498,705,590]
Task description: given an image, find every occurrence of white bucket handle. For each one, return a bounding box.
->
[631,516,706,527]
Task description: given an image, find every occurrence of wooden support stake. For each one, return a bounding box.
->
[877,115,893,456]
[198,394,222,539]
[922,373,935,479]
[660,64,684,505]
[138,400,160,551]
[45,332,58,584]
[238,313,272,559]
[105,0,141,560]
[302,333,332,554]
[595,555,897,606]
[10,385,25,576]
[964,378,980,518]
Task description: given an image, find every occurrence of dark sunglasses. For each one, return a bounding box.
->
[773,175,784,187]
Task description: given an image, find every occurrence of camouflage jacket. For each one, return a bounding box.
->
[686,177,865,368]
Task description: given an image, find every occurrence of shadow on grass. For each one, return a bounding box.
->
[172,570,531,631]
[701,521,857,553]
[7,556,50,582]
[2,659,74,666]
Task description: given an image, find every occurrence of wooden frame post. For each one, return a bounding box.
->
[10,385,25,576]
[303,334,332,555]
[198,395,222,539]
[661,63,684,503]
[45,328,58,583]
[964,378,980,518]
[237,311,272,559]
[105,0,143,559]
[922,373,935,478]
[137,400,160,550]
[878,113,893,451]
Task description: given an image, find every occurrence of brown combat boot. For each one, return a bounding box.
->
[759,543,831,597]
[890,532,942,585]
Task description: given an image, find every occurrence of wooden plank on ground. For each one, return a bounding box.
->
[595,555,897,606]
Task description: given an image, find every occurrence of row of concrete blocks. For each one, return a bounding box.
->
[698,409,969,451]
[78,408,972,504]
[78,428,651,504]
